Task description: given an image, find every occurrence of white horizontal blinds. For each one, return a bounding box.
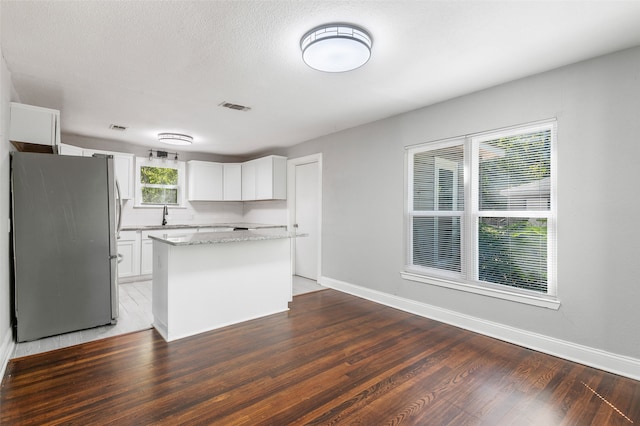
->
[478,217,548,292]
[479,130,551,211]
[476,126,552,293]
[411,144,464,273]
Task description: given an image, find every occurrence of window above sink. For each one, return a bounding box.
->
[135,157,186,208]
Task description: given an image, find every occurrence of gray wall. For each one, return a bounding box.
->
[281,47,640,360]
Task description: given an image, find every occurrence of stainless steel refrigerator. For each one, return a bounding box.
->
[11,152,120,342]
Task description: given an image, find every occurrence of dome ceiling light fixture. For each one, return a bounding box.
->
[158,133,193,146]
[300,23,372,73]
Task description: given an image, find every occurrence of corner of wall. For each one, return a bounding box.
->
[0,51,16,379]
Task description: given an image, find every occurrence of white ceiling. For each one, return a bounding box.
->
[2,1,640,156]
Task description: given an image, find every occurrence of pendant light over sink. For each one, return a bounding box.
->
[300,23,372,73]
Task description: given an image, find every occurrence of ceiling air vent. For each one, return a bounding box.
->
[219,102,251,112]
[109,124,128,131]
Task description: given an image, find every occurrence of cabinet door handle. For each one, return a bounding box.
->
[115,179,123,239]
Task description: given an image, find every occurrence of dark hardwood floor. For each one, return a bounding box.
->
[1,289,639,425]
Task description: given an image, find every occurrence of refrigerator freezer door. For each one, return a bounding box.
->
[106,157,119,322]
[12,152,116,342]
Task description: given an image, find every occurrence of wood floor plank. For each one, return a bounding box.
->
[2,289,639,425]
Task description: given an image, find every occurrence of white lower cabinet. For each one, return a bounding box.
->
[141,228,200,276]
[140,237,153,276]
[124,227,245,279]
[117,231,141,278]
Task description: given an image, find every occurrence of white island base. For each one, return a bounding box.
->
[151,233,293,342]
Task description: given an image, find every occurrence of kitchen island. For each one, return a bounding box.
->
[149,228,303,342]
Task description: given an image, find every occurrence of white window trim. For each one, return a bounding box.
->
[401,271,560,309]
[403,119,559,310]
[134,157,186,208]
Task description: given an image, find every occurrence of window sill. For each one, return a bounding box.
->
[133,204,187,209]
[400,271,561,310]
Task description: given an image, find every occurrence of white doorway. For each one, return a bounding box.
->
[288,154,322,281]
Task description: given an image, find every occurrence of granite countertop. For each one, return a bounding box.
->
[148,228,306,246]
[121,223,285,231]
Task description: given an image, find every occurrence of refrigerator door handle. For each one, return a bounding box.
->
[115,179,123,239]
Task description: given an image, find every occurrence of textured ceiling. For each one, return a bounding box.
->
[2,1,640,156]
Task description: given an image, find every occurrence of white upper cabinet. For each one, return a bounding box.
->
[223,163,242,201]
[83,149,135,200]
[58,143,285,203]
[241,160,257,201]
[242,155,287,201]
[112,154,135,200]
[9,103,61,151]
[187,160,224,201]
[58,143,84,156]
[57,145,135,200]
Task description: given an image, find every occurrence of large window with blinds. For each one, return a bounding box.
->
[405,121,557,306]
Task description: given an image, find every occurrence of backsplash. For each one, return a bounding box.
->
[242,200,288,225]
[121,200,245,227]
[120,200,288,227]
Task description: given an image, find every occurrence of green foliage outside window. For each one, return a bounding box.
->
[140,166,178,185]
[141,187,178,205]
[478,129,551,292]
[140,166,179,205]
[479,131,550,210]
[478,218,547,292]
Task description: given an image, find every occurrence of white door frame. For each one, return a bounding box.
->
[287,153,322,280]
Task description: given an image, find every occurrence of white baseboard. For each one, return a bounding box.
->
[0,327,15,382]
[320,276,640,381]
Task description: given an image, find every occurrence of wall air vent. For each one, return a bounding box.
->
[219,102,251,112]
[109,124,128,131]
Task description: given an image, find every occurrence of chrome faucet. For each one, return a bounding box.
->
[162,205,168,226]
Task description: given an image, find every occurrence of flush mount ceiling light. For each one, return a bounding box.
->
[300,23,372,73]
[158,133,193,146]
